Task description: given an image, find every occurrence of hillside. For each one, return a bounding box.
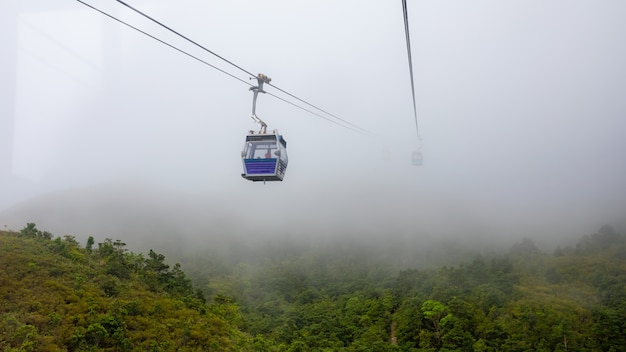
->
[190,225,626,351]
[2,223,626,351]
[0,225,251,351]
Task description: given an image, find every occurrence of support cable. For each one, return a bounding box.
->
[113,0,371,135]
[267,83,371,135]
[75,0,371,135]
[266,91,369,134]
[115,0,256,78]
[401,0,421,141]
[75,0,250,86]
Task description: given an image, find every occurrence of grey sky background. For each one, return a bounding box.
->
[1,0,625,250]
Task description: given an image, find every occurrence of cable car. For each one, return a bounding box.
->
[241,130,288,181]
[241,73,288,182]
[412,151,423,166]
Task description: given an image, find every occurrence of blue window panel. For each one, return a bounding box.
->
[244,159,277,174]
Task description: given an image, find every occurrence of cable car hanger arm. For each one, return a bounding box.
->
[249,73,271,134]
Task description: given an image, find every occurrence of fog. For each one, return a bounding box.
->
[2,0,625,257]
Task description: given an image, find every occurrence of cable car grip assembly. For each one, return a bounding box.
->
[249,73,271,134]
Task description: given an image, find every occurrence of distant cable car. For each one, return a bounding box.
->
[241,73,288,182]
[411,151,423,166]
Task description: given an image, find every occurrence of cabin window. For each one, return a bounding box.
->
[277,143,288,163]
[244,141,278,159]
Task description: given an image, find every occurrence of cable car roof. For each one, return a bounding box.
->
[245,133,287,147]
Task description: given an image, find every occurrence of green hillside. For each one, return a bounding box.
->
[2,224,625,351]
[0,224,251,351]
[188,226,626,351]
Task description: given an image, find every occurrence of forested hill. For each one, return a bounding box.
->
[1,224,626,351]
[0,224,250,351]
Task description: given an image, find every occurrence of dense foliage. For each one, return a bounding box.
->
[1,223,625,351]
[192,226,626,351]
[0,224,250,351]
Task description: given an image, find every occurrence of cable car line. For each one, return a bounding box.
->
[264,91,369,135]
[267,83,372,135]
[75,0,369,135]
[401,0,419,140]
[115,0,256,79]
[111,0,371,136]
[77,0,368,136]
[73,1,369,137]
[74,0,249,86]
[401,0,423,166]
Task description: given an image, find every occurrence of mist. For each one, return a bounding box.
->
[2,0,625,261]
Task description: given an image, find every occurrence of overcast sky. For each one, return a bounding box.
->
[1,0,625,248]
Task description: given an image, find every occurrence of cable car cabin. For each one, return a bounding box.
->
[241,132,288,181]
[412,151,423,166]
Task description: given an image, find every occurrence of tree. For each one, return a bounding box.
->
[509,238,540,256]
[86,236,95,252]
[97,239,131,279]
[19,223,39,238]
[419,300,449,349]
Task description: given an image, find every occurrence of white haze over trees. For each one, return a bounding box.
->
[1,0,625,252]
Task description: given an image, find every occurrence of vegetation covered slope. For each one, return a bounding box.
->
[0,224,251,351]
[2,223,625,351]
[189,226,626,351]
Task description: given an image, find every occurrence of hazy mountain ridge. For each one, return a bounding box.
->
[0,182,241,254]
[3,181,612,264]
